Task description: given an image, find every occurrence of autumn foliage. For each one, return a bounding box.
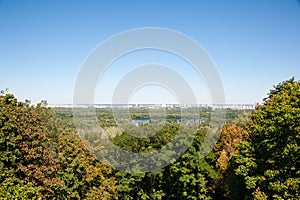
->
[0,93,115,199]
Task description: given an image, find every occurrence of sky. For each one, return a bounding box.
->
[0,0,300,104]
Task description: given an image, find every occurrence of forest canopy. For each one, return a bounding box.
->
[0,77,299,199]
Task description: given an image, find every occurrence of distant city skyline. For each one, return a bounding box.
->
[48,103,255,111]
[1,1,300,104]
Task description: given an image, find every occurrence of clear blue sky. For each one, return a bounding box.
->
[0,0,300,104]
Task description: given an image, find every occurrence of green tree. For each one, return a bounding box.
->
[231,78,300,199]
[162,129,217,200]
[57,129,116,199]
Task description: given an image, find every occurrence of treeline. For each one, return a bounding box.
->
[0,78,299,199]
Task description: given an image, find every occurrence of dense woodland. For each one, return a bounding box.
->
[0,78,299,199]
